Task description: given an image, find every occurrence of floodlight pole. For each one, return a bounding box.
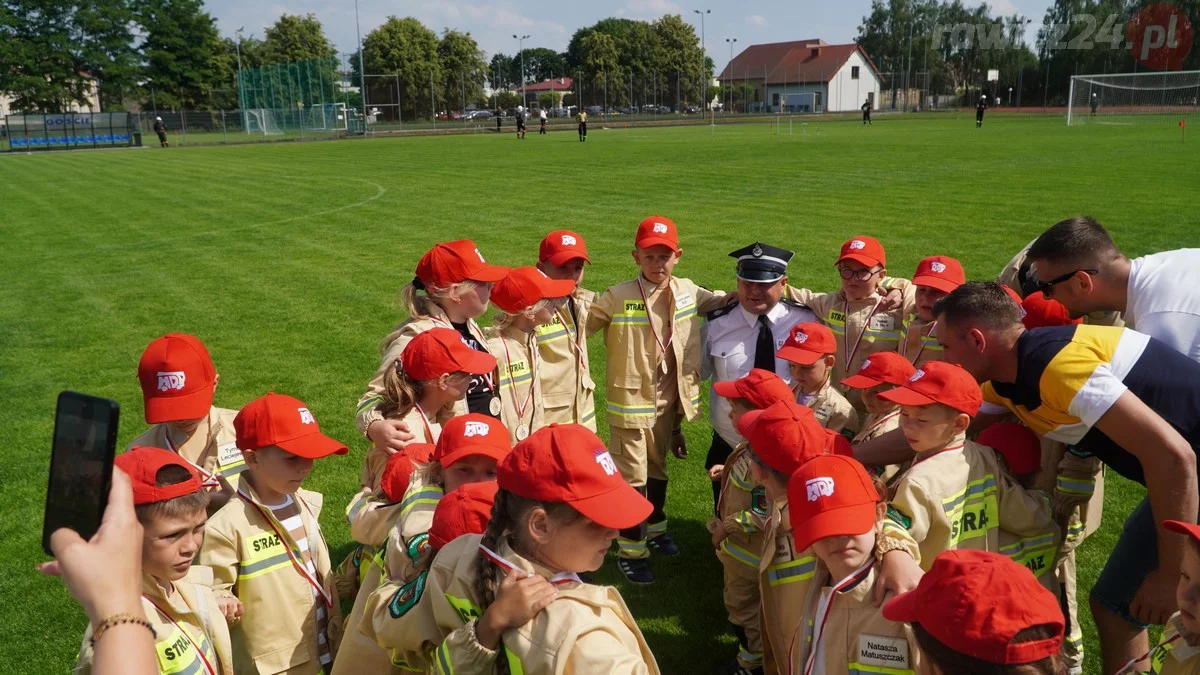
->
[235,27,246,133]
[693,9,709,112]
[355,0,367,120]
[726,37,737,113]
[514,34,530,106]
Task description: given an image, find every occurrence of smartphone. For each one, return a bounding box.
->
[42,392,120,555]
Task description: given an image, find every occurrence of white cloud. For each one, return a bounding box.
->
[746,14,768,27]
[621,0,684,19]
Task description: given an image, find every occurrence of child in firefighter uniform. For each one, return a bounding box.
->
[736,400,922,675]
[1133,520,1200,674]
[840,351,915,448]
[535,230,598,429]
[878,362,1061,581]
[898,256,965,368]
[776,322,859,436]
[129,333,244,505]
[586,215,731,584]
[786,455,928,675]
[375,424,662,674]
[356,240,510,442]
[199,393,348,675]
[75,447,235,675]
[710,369,801,674]
[486,266,577,446]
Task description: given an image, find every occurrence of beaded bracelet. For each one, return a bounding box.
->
[90,612,156,646]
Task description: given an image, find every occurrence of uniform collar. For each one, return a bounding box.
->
[738,300,788,328]
[912,433,968,464]
[494,537,582,587]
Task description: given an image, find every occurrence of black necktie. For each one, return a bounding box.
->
[754,314,775,372]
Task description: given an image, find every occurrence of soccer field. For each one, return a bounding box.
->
[2,114,1197,674]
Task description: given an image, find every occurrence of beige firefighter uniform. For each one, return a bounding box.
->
[887,437,1061,581]
[1146,613,1200,674]
[199,484,343,675]
[535,288,598,430]
[898,316,944,368]
[127,406,245,489]
[76,568,235,675]
[486,325,546,446]
[787,562,927,675]
[370,533,660,674]
[713,444,770,669]
[996,243,1124,328]
[798,378,859,436]
[853,409,909,484]
[380,475,444,581]
[356,305,488,435]
[361,405,441,492]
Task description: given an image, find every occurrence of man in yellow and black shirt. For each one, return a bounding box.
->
[933,281,1200,675]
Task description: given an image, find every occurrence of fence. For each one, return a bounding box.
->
[3,112,136,152]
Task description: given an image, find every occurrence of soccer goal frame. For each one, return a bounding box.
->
[244,108,283,135]
[305,103,348,131]
[1067,70,1200,126]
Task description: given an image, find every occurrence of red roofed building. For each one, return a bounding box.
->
[718,40,882,113]
[520,77,573,109]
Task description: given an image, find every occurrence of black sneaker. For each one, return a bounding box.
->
[618,558,654,585]
[717,660,763,675]
[648,533,681,557]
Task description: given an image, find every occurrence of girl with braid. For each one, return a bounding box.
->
[369,424,660,674]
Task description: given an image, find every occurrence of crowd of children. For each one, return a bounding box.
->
[59,220,1194,675]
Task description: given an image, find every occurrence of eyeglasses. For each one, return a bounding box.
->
[837,265,883,282]
[1034,268,1097,298]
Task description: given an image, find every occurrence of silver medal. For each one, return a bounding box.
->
[489,397,502,416]
[515,425,529,441]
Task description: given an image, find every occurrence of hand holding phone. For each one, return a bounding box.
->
[42,392,120,555]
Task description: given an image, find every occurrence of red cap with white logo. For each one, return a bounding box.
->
[539,230,591,266]
[137,333,217,424]
[434,414,512,468]
[429,481,500,550]
[840,351,917,389]
[635,215,680,252]
[788,454,882,552]
[835,235,886,268]
[380,443,435,502]
[401,328,497,381]
[737,400,830,476]
[496,424,652,530]
[712,368,796,410]
[912,255,966,294]
[490,266,577,314]
[234,393,348,459]
[877,361,983,416]
[415,240,510,288]
[776,322,837,365]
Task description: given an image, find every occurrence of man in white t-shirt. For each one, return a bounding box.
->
[1026,216,1200,363]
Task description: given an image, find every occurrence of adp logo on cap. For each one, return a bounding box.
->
[931,261,947,274]
[157,371,186,392]
[806,477,835,501]
[860,359,872,371]
[652,222,668,234]
[298,407,315,424]
[561,234,577,246]
[911,369,926,382]
[594,449,618,476]
[849,239,866,250]
[463,421,490,437]
[794,332,809,344]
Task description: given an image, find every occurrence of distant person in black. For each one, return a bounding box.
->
[495,106,502,133]
[515,106,527,139]
[975,94,987,128]
[153,116,169,147]
[861,98,872,125]
[1090,92,1099,116]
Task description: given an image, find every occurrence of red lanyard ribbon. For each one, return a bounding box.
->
[500,334,538,425]
[414,404,436,442]
[843,297,884,371]
[553,305,588,371]
[801,559,876,675]
[479,543,579,586]
[164,433,221,489]
[235,490,333,607]
[637,277,674,362]
[142,594,219,675]
[1116,633,1182,674]
[905,320,937,365]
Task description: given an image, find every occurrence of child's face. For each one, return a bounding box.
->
[727,398,755,429]
[812,525,877,577]
[837,260,885,301]
[528,296,566,326]
[632,245,680,286]
[1177,543,1200,634]
[442,455,499,493]
[861,385,896,415]
[247,447,313,496]
[166,417,206,435]
[789,356,834,394]
[532,513,618,573]
[142,508,208,582]
[899,404,970,453]
[915,285,949,322]
[435,372,472,402]
[454,282,494,318]
[538,259,586,287]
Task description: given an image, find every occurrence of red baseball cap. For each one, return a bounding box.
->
[788,455,881,552]
[490,266,576,314]
[1165,519,1200,544]
[234,393,348,459]
[138,333,217,424]
[379,443,435,502]
[712,368,796,410]
[913,256,966,294]
[883,550,1065,665]
[429,481,499,550]
[539,230,591,266]
[835,235,886,268]
[434,414,512,468]
[776,322,837,365]
[415,240,510,288]
[635,215,680,252]
[496,424,652,530]
[826,430,854,457]
[401,328,497,381]
[840,351,917,389]
[737,400,829,476]
[116,446,203,505]
[878,361,982,416]
[977,422,1041,476]
[1021,291,1082,329]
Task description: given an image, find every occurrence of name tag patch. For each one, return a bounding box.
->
[676,292,694,309]
[858,634,910,670]
[869,315,896,330]
[216,442,243,468]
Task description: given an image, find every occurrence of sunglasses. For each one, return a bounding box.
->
[1034,268,1097,298]
[837,265,883,282]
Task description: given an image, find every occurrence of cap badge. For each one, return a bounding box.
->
[652,222,668,234]
[860,359,872,371]
[910,369,925,382]
[849,240,866,250]
[794,332,809,344]
[1018,306,1028,319]
[805,477,835,501]
[463,421,490,437]
[298,408,316,424]
[931,261,947,274]
[561,234,577,246]
[156,371,186,392]
[594,449,618,476]
[752,244,763,257]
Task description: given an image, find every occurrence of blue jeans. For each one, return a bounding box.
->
[1090,496,1156,627]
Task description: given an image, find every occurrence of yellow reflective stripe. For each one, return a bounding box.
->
[720,539,762,568]
[617,538,648,557]
[1057,476,1095,496]
[390,652,424,672]
[580,408,596,424]
[1066,521,1086,542]
[239,551,291,580]
[1000,533,1056,557]
[444,593,483,625]
[505,648,526,675]
[767,555,815,585]
[648,520,668,535]
[674,304,697,321]
[357,394,384,415]
[606,402,656,417]
[434,639,454,675]
[941,477,997,514]
[728,469,753,492]
[400,486,444,518]
[847,663,914,675]
[738,647,763,664]
[154,623,208,675]
[345,494,369,523]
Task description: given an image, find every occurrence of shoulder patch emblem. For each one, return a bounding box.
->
[751,486,769,516]
[388,568,428,618]
[406,532,431,561]
[886,505,913,530]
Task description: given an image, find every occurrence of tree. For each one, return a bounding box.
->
[438,29,486,113]
[263,13,335,63]
[362,16,441,120]
[489,53,517,89]
[652,14,704,104]
[0,0,90,112]
[76,0,139,109]
[517,47,566,82]
[135,0,225,110]
[578,31,624,107]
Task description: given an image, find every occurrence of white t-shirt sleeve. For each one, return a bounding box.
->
[1066,363,1128,427]
[1129,311,1200,364]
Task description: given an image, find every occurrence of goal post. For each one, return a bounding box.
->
[245,109,283,135]
[305,103,348,131]
[1067,70,1200,126]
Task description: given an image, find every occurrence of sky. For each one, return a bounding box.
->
[210,0,1047,73]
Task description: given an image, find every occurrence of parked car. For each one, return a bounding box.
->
[464,110,493,120]
[683,104,699,114]
[586,105,604,115]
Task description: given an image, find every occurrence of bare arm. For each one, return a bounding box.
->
[855,411,1005,466]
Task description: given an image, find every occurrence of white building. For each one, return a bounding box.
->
[718,39,883,113]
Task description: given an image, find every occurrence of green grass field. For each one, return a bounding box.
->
[2,113,1197,673]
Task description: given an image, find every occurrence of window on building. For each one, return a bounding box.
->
[851,66,860,80]
[772,93,779,106]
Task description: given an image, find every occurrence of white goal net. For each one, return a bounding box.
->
[245,108,283,135]
[305,103,348,131]
[1068,70,1200,126]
